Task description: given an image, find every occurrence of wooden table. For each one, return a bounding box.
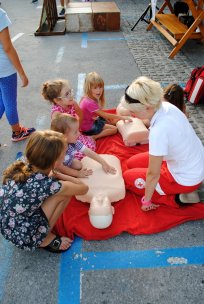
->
[147,0,204,59]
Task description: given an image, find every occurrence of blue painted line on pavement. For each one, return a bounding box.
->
[105,84,127,90]
[81,246,204,270]
[59,237,83,304]
[0,239,13,302]
[161,82,186,88]
[59,237,204,304]
[105,83,185,91]
[88,37,125,41]
[81,33,125,48]
[81,33,88,48]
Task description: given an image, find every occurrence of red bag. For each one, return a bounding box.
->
[184,66,204,104]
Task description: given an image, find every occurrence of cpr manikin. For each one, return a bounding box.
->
[116,98,149,146]
[76,154,125,229]
[117,117,149,146]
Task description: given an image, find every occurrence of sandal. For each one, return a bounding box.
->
[43,236,70,253]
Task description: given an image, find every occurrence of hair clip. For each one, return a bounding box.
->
[125,86,140,104]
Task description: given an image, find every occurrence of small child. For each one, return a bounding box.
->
[163,83,188,116]
[79,72,132,140]
[51,113,116,178]
[42,79,96,159]
[0,130,88,252]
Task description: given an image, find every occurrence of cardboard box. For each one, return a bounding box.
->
[66,2,120,32]
[92,2,120,31]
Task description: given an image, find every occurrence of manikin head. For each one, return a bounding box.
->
[88,194,114,229]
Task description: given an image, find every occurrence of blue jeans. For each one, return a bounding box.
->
[83,117,106,135]
[0,73,19,125]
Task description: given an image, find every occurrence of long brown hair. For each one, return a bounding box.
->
[163,84,185,112]
[83,72,105,108]
[3,130,66,184]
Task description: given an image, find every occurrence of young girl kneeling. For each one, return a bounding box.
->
[80,72,132,140]
[51,113,116,178]
[0,130,88,252]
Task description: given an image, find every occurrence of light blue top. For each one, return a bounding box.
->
[0,8,16,78]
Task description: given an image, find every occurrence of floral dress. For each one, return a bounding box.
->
[51,104,96,159]
[0,173,62,251]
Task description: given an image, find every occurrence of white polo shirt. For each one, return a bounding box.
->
[149,102,204,186]
[0,8,16,78]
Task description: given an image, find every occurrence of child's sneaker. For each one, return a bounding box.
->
[11,126,36,142]
[59,8,65,15]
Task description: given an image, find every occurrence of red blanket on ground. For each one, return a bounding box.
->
[54,133,204,240]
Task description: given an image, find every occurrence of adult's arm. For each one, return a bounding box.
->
[0,27,28,87]
[144,154,163,202]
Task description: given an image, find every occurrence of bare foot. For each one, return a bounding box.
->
[59,236,73,250]
[40,232,73,251]
[141,203,159,212]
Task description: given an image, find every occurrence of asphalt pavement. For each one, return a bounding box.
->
[0,1,204,304]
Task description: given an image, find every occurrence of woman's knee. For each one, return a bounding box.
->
[127,152,149,169]
[123,170,146,195]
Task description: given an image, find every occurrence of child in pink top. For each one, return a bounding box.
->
[80,72,132,140]
[42,79,96,159]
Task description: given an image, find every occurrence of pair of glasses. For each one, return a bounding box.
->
[57,89,73,100]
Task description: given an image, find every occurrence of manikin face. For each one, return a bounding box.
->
[65,121,80,144]
[91,85,103,101]
[55,84,74,107]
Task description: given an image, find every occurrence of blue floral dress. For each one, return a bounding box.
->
[0,172,62,251]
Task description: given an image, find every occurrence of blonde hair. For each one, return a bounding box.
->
[123,76,163,112]
[3,130,66,184]
[42,79,71,104]
[51,113,78,135]
[83,72,105,108]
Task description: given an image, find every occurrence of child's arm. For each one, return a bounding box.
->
[84,147,116,174]
[55,163,93,178]
[50,169,82,184]
[73,101,83,125]
[95,109,132,125]
[59,180,89,197]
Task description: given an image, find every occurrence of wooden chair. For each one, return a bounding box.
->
[35,0,66,36]
[146,0,204,59]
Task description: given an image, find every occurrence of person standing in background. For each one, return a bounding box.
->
[59,0,70,16]
[0,8,35,141]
